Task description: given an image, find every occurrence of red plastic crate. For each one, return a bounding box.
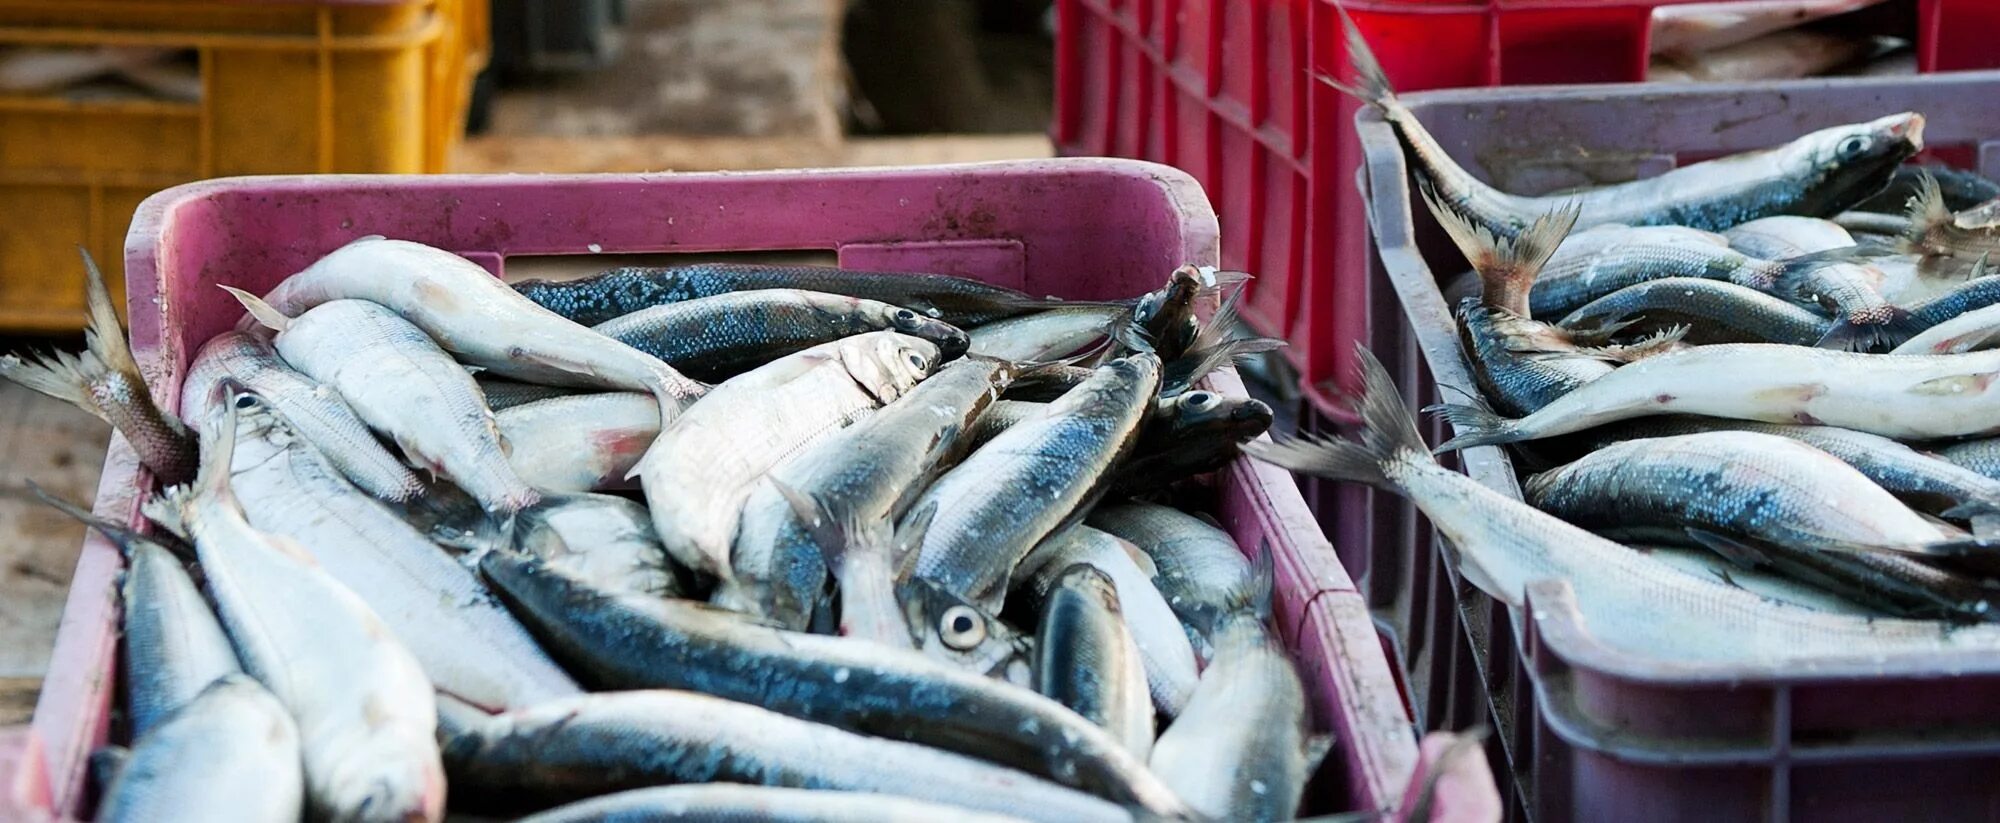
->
[1054,0,2000,422]
[0,159,1499,821]
[1353,73,2000,820]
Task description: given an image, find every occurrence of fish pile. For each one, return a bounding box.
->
[1249,14,2000,666]
[0,236,1341,822]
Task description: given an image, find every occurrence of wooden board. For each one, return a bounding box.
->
[0,381,107,684]
[454,133,1053,174]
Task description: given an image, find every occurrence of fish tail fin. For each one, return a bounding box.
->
[1248,539,1275,621]
[1816,305,1920,352]
[1323,1,1398,113]
[890,500,940,581]
[0,347,106,421]
[193,379,250,509]
[1426,399,1522,454]
[1902,170,1956,256]
[77,249,144,382]
[1246,345,1433,487]
[1420,182,1577,317]
[1165,290,1287,392]
[219,285,291,333]
[140,488,190,540]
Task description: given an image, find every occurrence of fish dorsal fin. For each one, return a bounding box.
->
[219,286,292,333]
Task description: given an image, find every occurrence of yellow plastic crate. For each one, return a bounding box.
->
[0,0,484,330]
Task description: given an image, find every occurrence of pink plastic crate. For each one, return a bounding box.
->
[0,159,1496,820]
[1351,74,2000,820]
[1054,0,2000,423]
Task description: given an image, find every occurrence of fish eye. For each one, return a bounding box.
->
[894,308,917,323]
[906,352,927,369]
[1185,391,1216,409]
[938,605,986,650]
[232,394,257,409]
[1838,135,1869,157]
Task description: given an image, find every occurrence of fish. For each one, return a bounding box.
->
[594,288,968,381]
[1634,544,1874,615]
[474,377,575,411]
[1557,278,1831,347]
[478,548,1188,815]
[1128,265,1248,361]
[909,354,1160,612]
[1724,215,1856,260]
[1894,304,2000,355]
[229,294,541,514]
[1088,501,1258,646]
[722,357,1008,629]
[1585,417,2000,522]
[1334,6,1921,239]
[518,785,1033,823]
[1902,173,2000,259]
[1432,345,2000,449]
[1156,290,1286,395]
[1648,29,1878,84]
[17,486,238,739]
[496,392,659,493]
[235,236,706,431]
[1937,439,2000,484]
[899,576,1036,685]
[1871,252,1984,306]
[222,389,582,711]
[1147,607,1308,823]
[1113,389,1273,492]
[1899,260,2000,335]
[1649,0,1888,57]
[1249,346,2000,663]
[1857,164,2000,215]
[1035,564,1155,758]
[1524,431,1989,620]
[181,331,427,503]
[1016,526,1201,717]
[639,331,940,581]
[513,492,688,598]
[969,306,1127,362]
[512,262,1084,328]
[768,481,922,648]
[145,395,444,822]
[435,691,1130,823]
[0,250,196,483]
[93,675,303,823]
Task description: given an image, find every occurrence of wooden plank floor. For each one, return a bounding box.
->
[0,380,108,722]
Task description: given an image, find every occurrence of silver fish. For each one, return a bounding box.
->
[514,492,686,598]
[1036,564,1155,758]
[224,391,581,711]
[181,331,426,503]
[970,392,1272,492]
[594,288,969,381]
[1634,544,1874,616]
[1148,611,1309,823]
[496,393,659,493]
[147,399,444,822]
[479,549,1188,815]
[1724,215,1856,260]
[1435,345,2000,449]
[1017,526,1200,716]
[910,355,1160,611]
[438,691,1128,823]
[1894,304,2000,355]
[1251,348,2000,664]
[724,358,1008,629]
[94,675,302,823]
[0,250,195,483]
[237,237,706,408]
[640,331,938,581]
[1088,501,1256,645]
[513,262,1071,328]
[230,295,540,514]
[519,785,1032,823]
[969,306,1127,361]
[1557,278,1831,347]
[24,490,238,739]
[1341,6,1921,239]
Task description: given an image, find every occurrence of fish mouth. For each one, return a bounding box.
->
[1889,112,1926,149]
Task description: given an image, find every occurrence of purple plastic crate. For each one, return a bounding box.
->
[1339,72,2000,820]
[0,159,1502,821]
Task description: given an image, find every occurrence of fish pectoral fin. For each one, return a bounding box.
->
[1908,371,2000,396]
[1684,529,1773,569]
[1441,539,1509,604]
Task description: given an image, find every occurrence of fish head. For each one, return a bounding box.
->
[1793,112,1924,217]
[1157,390,1275,445]
[845,332,943,403]
[879,304,971,360]
[898,578,1035,684]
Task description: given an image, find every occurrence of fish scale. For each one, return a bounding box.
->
[121,540,241,739]
[1531,238,1779,319]
[1558,278,1831,346]
[910,355,1160,612]
[514,263,1056,327]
